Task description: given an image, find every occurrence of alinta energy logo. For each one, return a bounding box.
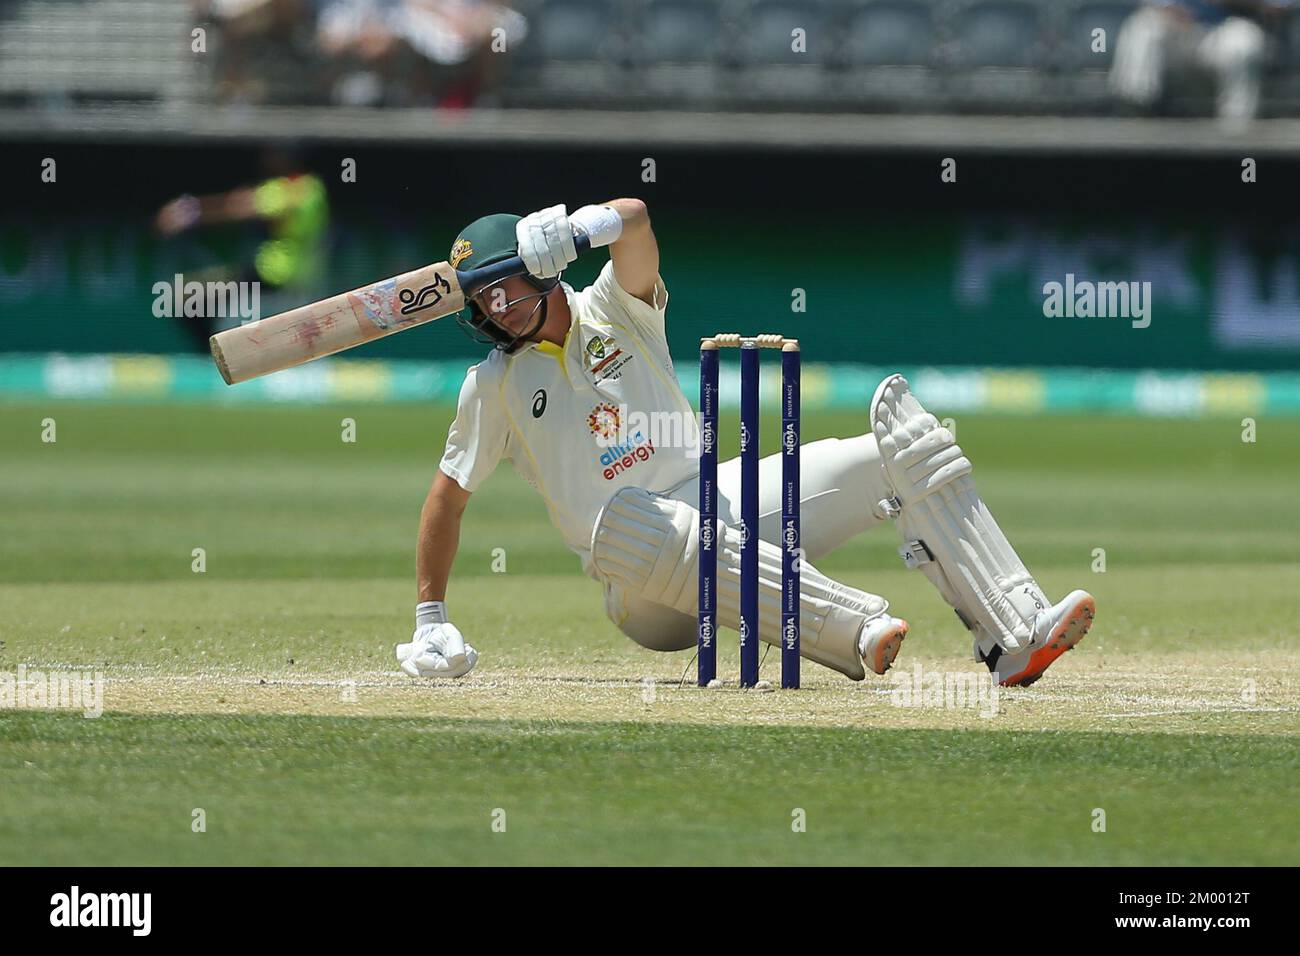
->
[588,402,660,481]
[50,886,151,936]
[587,402,621,442]
[589,402,702,460]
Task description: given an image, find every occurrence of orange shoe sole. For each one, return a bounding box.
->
[1000,595,1095,687]
[866,620,909,675]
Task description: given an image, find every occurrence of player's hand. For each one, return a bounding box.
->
[397,622,478,679]
[155,195,201,236]
[516,204,577,279]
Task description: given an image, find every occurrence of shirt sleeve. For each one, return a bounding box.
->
[252,176,294,219]
[587,259,669,339]
[439,360,510,493]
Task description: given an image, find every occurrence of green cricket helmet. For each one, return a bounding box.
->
[451,213,556,352]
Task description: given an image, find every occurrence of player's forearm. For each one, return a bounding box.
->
[196,187,259,224]
[416,479,467,603]
[605,197,650,232]
[603,198,659,303]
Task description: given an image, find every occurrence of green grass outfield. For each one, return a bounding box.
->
[1,401,1298,865]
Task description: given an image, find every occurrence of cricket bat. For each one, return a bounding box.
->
[209,235,591,384]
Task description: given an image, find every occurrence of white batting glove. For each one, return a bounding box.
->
[396,602,477,678]
[398,622,478,678]
[516,204,577,279]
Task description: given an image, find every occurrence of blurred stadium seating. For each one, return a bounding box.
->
[1,0,1297,404]
[0,0,203,106]
[2,0,1298,116]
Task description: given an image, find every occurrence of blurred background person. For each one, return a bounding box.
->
[1110,0,1293,127]
[200,0,525,107]
[201,0,317,104]
[316,0,526,107]
[154,147,329,351]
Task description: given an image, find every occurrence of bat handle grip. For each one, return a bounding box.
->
[459,233,593,295]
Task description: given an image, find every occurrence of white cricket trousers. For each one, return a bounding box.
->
[603,433,892,651]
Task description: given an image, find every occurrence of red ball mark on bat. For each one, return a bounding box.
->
[293,315,336,350]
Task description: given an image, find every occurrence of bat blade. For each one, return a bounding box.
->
[209,261,465,384]
[209,234,589,384]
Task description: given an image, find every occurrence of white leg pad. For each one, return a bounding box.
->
[591,487,887,679]
[871,374,1048,652]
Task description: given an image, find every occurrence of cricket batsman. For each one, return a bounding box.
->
[398,199,1096,686]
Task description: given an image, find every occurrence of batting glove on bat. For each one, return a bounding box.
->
[516,204,577,279]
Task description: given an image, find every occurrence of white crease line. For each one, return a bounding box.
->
[1101,706,1300,719]
[98,673,655,691]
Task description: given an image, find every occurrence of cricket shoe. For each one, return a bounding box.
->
[859,615,909,675]
[976,589,1095,687]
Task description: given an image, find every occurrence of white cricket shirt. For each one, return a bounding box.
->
[439,261,699,571]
